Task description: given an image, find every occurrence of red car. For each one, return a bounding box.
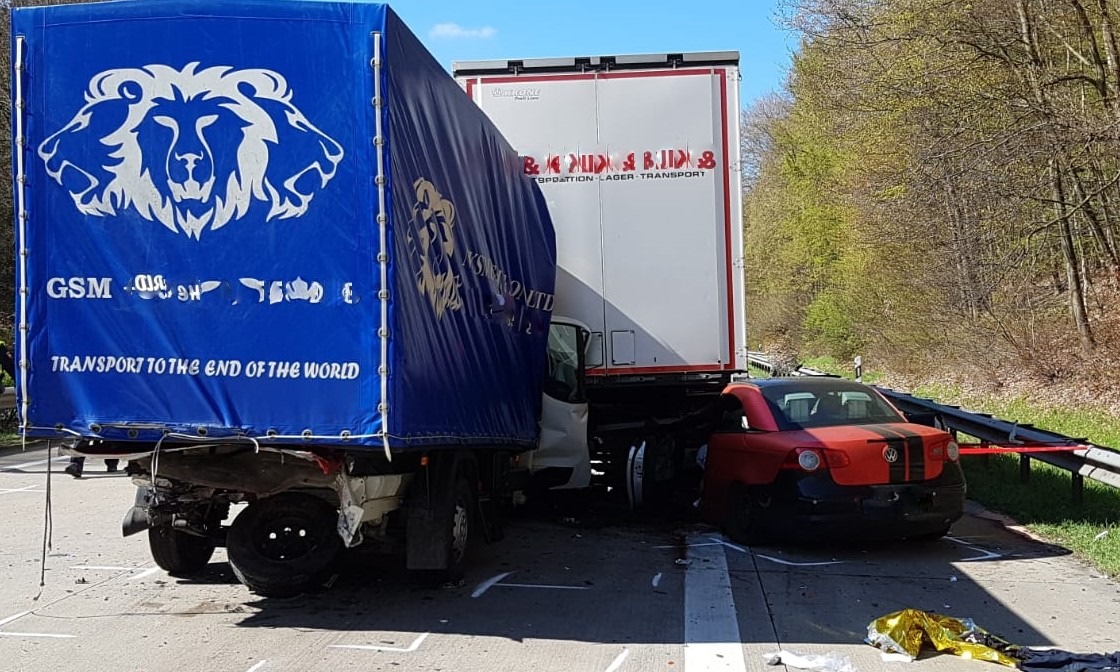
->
[700,377,966,543]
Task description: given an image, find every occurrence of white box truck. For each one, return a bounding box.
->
[455,53,747,505]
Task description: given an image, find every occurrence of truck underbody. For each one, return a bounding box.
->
[585,373,735,508]
[73,442,523,597]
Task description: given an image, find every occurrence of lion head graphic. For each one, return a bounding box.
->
[37,63,344,239]
[407,178,462,319]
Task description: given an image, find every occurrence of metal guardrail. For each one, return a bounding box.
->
[745,353,1120,502]
[874,387,1119,502]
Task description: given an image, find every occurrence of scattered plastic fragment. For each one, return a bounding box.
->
[674,559,692,566]
[880,652,911,663]
[950,576,958,583]
[763,650,857,672]
[1093,530,1109,542]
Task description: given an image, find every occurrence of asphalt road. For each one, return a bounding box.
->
[1,444,1118,672]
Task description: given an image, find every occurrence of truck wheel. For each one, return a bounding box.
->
[148,526,216,577]
[447,476,474,574]
[411,475,476,586]
[226,493,341,598]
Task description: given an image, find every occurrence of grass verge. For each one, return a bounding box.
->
[960,454,1120,577]
[909,385,1120,577]
[796,355,886,383]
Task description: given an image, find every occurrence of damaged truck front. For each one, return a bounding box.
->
[11,0,565,596]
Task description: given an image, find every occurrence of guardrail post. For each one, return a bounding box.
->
[1072,473,1084,504]
[1019,454,1031,483]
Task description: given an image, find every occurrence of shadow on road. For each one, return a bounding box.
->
[156,501,1075,652]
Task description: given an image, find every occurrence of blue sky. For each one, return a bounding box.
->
[390,1,798,109]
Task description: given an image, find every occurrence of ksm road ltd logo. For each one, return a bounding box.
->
[407,178,463,320]
[37,63,344,240]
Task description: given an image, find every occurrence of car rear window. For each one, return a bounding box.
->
[760,384,904,430]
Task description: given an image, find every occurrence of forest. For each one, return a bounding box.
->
[745,0,1120,408]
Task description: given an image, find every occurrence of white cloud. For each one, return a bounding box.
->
[430,22,497,39]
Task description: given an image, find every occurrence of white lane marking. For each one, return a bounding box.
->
[684,533,747,672]
[497,583,590,591]
[128,567,161,581]
[0,632,76,639]
[471,571,591,596]
[471,571,513,598]
[246,661,267,672]
[0,611,30,628]
[752,554,844,568]
[605,648,630,672]
[652,572,663,588]
[0,458,49,472]
[0,486,42,494]
[945,537,1003,562]
[711,537,843,567]
[71,565,136,572]
[653,542,722,549]
[711,538,750,554]
[330,632,429,652]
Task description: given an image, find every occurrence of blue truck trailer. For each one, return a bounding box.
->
[11,0,575,595]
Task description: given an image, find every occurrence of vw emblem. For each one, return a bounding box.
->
[883,446,900,463]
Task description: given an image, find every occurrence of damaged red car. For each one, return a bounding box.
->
[699,377,966,543]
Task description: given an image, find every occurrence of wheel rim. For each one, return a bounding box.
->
[254,515,319,562]
[450,501,469,562]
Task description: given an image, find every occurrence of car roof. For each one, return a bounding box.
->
[733,377,877,392]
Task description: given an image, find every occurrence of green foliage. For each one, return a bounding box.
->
[802,289,865,356]
[745,0,1120,372]
[799,354,886,383]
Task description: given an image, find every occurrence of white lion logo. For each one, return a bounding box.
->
[38,63,344,239]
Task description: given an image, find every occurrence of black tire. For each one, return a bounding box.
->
[148,525,216,577]
[725,483,767,545]
[226,493,341,598]
[910,525,951,542]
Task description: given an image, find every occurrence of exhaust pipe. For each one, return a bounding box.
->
[121,486,154,537]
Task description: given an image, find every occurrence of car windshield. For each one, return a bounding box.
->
[759,382,905,430]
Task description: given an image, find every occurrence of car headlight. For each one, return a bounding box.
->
[797,450,822,471]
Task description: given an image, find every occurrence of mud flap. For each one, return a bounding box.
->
[406,451,473,571]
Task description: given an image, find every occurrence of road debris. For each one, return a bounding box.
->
[865,609,1018,667]
[763,650,857,672]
